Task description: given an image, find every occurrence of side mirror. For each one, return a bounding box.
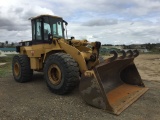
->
[63,20,68,26]
[65,22,68,26]
[71,36,75,40]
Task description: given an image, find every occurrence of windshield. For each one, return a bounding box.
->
[43,17,64,38]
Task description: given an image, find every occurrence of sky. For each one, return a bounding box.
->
[0,0,160,45]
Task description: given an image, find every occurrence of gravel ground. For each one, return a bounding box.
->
[0,72,160,120]
[0,54,160,120]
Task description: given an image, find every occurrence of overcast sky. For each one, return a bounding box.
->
[0,0,160,45]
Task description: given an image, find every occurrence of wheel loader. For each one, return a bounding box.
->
[12,14,148,115]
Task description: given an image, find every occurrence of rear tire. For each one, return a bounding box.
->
[44,53,79,95]
[12,55,33,82]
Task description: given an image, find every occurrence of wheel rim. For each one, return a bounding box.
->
[14,62,20,77]
[48,64,62,85]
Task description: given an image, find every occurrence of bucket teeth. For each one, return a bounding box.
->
[126,50,133,58]
[118,50,126,59]
[106,49,139,63]
[133,50,139,57]
[108,50,118,62]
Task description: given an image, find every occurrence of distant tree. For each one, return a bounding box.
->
[106,44,113,46]
[11,42,14,47]
[5,41,8,47]
[5,41,8,45]
[122,44,127,49]
[1,43,4,48]
[102,44,113,46]
[146,43,156,50]
[102,44,107,46]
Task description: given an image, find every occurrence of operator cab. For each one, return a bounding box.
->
[30,15,67,44]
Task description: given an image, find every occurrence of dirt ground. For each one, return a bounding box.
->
[0,54,160,120]
[135,54,160,82]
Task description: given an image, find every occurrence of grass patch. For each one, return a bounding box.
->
[0,54,14,78]
[0,54,15,62]
[0,63,12,78]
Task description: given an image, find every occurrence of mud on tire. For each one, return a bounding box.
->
[44,53,80,95]
[12,55,33,82]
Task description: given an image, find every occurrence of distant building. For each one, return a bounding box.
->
[0,48,17,56]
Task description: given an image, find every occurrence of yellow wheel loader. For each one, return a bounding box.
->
[12,15,148,115]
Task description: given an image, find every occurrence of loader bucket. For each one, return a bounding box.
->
[79,50,148,115]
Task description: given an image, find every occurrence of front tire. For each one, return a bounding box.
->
[12,55,33,82]
[44,53,79,95]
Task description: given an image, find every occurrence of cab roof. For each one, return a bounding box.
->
[29,14,62,20]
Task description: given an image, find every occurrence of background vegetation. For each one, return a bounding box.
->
[0,55,14,78]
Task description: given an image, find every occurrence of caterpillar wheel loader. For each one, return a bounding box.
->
[12,15,148,115]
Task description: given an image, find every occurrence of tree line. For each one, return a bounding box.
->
[0,41,16,48]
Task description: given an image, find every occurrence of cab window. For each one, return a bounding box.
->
[44,23,51,40]
[36,19,42,40]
